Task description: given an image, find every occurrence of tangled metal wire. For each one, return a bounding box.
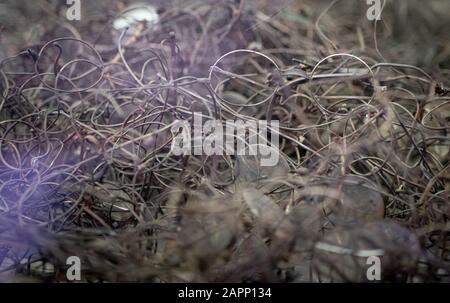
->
[0,0,449,282]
